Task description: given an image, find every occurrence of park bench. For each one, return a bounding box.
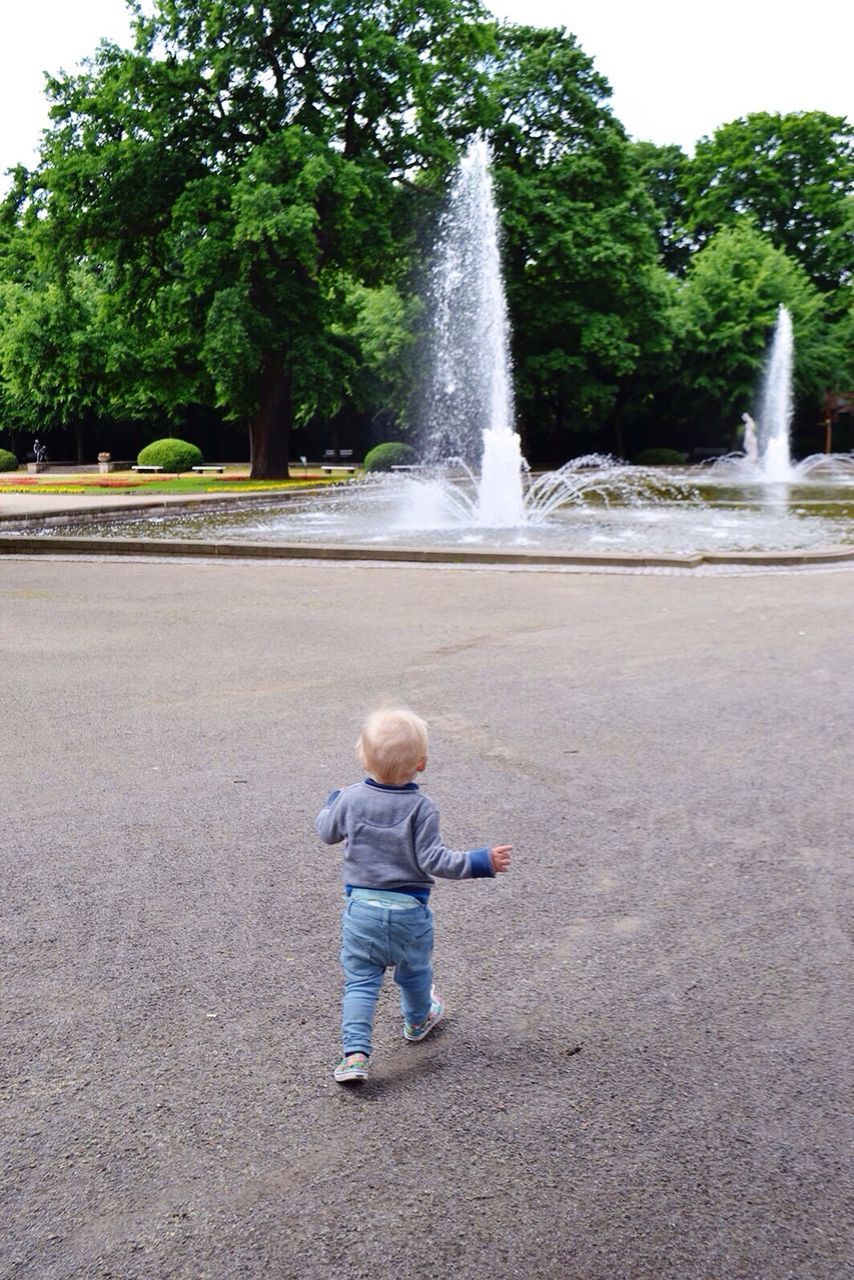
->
[321,448,356,474]
[131,465,164,473]
[191,465,225,473]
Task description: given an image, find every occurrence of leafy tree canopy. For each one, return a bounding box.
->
[23,0,496,476]
[683,111,854,293]
[483,25,677,450]
[629,141,692,276]
[677,220,841,423]
[1,8,850,466]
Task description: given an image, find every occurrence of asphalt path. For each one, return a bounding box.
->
[2,557,852,1279]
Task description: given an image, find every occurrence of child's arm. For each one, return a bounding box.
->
[413,803,510,879]
[314,789,345,844]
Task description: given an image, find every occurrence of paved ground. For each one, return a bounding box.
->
[0,492,200,517]
[2,556,852,1279]
[0,491,287,519]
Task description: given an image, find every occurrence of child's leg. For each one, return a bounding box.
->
[391,907,434,1028]
[340,903,386,1056]
[341,961,383,1057]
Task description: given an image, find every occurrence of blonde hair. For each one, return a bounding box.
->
[356,704,428,785]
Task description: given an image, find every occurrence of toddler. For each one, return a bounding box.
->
[315,704,511,1084]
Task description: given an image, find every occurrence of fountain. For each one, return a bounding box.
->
[723,306,796,482]
[419,136,525,526]
[3,141,853,563]
[756,304,795,482]
[712,303,854,489]
[389,140,848,552]
[411,136,701,531]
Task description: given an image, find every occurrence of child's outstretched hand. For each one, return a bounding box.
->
[490,845,512,873]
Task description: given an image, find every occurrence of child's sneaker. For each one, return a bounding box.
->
[403,990,445,1042]
[333,1053,369,1084]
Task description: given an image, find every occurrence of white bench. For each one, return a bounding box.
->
[191,465,225,473]
[321,448,355,473]
[131,465,164,473]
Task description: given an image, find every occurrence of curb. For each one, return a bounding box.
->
[1,533,853,570]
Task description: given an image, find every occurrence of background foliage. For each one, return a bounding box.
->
[0,1,851,474]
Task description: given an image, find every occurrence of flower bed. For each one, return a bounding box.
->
[0,473,351,496]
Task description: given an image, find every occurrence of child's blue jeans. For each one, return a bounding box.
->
[340,896,434,1056]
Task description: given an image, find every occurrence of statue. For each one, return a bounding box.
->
[741,413,758,464]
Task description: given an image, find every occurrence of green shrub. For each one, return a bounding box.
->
[633,448,688,466]
[0,448,19,472]
[363,442,416,473]
[137,438,203,472]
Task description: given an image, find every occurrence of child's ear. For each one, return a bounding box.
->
[416,757,427,773]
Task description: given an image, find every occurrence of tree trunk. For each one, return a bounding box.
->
[75,420,85,465]
[249,358,292,479]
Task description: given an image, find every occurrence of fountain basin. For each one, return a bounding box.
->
[3,464,853,564]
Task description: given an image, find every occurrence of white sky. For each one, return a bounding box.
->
[492,0,853,151]
[0,0,851,184]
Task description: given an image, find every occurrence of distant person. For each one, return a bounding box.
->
[315,703,512,1084]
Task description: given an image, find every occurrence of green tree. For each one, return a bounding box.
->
[683,111,854,293]
[629,141,692,276]
[333,282,421,430]
[28,0,494,477]
[483,24,677,456]
[0,270,101,458]
[0,180,126,458]
[676,221,839,430]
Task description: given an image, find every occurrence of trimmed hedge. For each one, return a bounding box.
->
[633,448,688,466]
[137,438,203,472]
[0,448,19,472]
[363,442,416,473]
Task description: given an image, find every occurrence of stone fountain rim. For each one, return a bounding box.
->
[1,532,853,571]
[1,490,852,571]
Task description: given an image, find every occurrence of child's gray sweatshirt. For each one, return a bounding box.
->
[315,778,493,898]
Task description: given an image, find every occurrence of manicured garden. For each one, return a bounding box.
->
[0,467,355,496]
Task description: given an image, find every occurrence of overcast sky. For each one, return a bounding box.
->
[1,0,851,183]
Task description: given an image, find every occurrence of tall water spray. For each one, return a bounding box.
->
[757,304,795,481]
[422,137,525,526]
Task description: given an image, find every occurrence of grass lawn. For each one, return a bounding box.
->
[0,468,358,496]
